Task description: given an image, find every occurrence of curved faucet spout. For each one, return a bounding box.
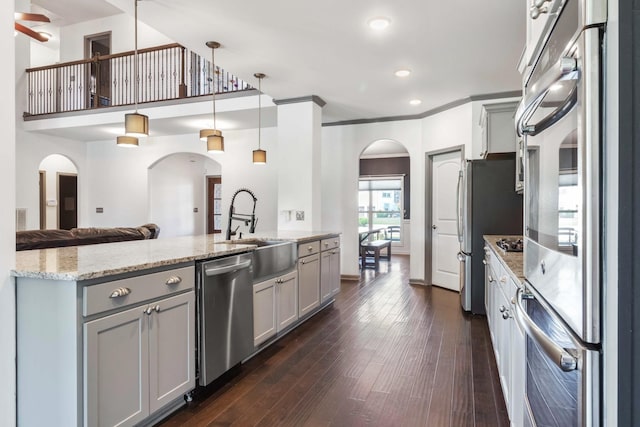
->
[226,188,258,240]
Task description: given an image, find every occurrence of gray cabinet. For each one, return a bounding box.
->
[479,101,519,158]
[84,291,195,426]
[84,304,149,427]
[298,252,320,318]
[321,247,340,303]
[253,270,298,347]
[16,265,195,427]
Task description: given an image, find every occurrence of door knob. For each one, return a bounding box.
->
[432,225,437,230]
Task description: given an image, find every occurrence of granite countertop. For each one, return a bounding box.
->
[483,235,524,284]
[12,231,341,281]
[239,230,340,243]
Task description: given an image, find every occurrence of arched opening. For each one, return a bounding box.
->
[358,139,410,270]
[148,153,221,238]
[38,154,78,230]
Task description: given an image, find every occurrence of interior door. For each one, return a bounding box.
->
[431,151,461,291]
[58,173,77,230]
[207,176,222,234]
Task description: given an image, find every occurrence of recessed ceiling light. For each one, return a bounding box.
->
[394,69,411,78]
[368,17,390,30]
[409,99,422,106]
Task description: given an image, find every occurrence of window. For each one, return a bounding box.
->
[358,177,403,242]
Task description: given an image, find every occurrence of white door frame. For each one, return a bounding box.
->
[424,145,464,286]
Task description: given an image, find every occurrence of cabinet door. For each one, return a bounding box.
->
[320,250,333,303]
[497,285,511,417]
[298,253,320,317]
[148,292,195,414]
[330,249,341,296]
[277,270,298,332]
[253,278,277,346]
[84,305,149,427]
[510,281,525,427]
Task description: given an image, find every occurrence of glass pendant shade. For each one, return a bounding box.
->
[207,130,224,153]
[116,135,139,147]
[124,112,149,137]
[252,149,267,164]
[200,128,217,142]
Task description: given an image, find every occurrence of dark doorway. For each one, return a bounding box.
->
[58,173,77,230]
[85,32,111,107]
[39,170,46,230]
[207,176,222,234]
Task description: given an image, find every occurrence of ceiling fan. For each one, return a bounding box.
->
[15,12,51,42]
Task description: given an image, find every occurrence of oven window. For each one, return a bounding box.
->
[526,297,580,426]
[525,110,579,256]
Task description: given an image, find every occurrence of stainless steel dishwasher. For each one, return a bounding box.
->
[197,252,253,386]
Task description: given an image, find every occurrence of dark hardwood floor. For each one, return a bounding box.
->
[160,255,508,427]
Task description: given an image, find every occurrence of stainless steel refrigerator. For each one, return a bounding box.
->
[457,155,523,314]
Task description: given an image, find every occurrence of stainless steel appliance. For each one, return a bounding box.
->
[457,156,523,313]
[197,253,254,386]
[514,0,605,424]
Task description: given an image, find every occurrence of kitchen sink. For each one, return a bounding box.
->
[226,238,297,281]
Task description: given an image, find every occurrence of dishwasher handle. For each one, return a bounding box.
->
[204,259,252,277]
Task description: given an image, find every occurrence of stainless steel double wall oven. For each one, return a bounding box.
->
[514,0,606,425]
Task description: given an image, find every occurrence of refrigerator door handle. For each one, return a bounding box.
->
[456,170,463,243]
[513,289,578,372]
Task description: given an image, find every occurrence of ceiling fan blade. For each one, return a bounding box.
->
[14,12,50,23]
[15,23,48,42]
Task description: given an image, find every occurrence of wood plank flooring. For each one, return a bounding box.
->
[159,255,509,427]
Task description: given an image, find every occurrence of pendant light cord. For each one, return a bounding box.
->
[211,48,216,129]
[133,0,139,113]
[258,77,261,149]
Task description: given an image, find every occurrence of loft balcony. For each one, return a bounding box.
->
[21,43,272,141]
[24,43,252,118]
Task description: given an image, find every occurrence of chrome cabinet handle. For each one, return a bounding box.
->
[482,259,487,265]
[110,287,131,298]
[166,276,182,285]
[324,242,329,247]
[499,305,506,313]
[488,274,494,283]
[154,305,160,312]
[301,260,306,265]
[334,240,338,245]
[502,311,510,320]
[144,306,153,315]
[307,246,313,251]
[499,276,507,284]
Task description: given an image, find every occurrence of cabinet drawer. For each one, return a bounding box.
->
[83,266,195,317]
[298,240,320,257]
[320,236,340,251]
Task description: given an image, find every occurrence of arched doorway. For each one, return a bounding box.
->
[148,153,221,238]
[38,154,78,230]
[358,139,410,269]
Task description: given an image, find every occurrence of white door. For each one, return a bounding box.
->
[431,151,461,291]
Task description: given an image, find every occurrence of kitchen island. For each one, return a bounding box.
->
[12,231,340,427]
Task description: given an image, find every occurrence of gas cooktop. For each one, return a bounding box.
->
[496,238,523,252]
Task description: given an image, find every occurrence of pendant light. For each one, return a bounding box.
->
[124,0,148,138]
[252,73,266,164]
[202,41,224,153]
[116,135,139,147]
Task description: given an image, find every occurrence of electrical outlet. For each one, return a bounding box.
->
[96,207,104,213]
[193,207,198,213]
[296,211,305,221]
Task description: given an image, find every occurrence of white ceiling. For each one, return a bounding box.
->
[28,0,525,126]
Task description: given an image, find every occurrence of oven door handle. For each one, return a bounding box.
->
[513,288,578,372]
[456,170,463,243]
[515,57,578,136]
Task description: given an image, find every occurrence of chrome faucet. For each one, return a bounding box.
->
[226,188,258,240]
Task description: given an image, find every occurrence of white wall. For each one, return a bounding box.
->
[149,153,220,238]
[15,132,87,230]
[59,13,173,62]
[39,154,78,229]
[82,127,278,235]
[2,0,17,424]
